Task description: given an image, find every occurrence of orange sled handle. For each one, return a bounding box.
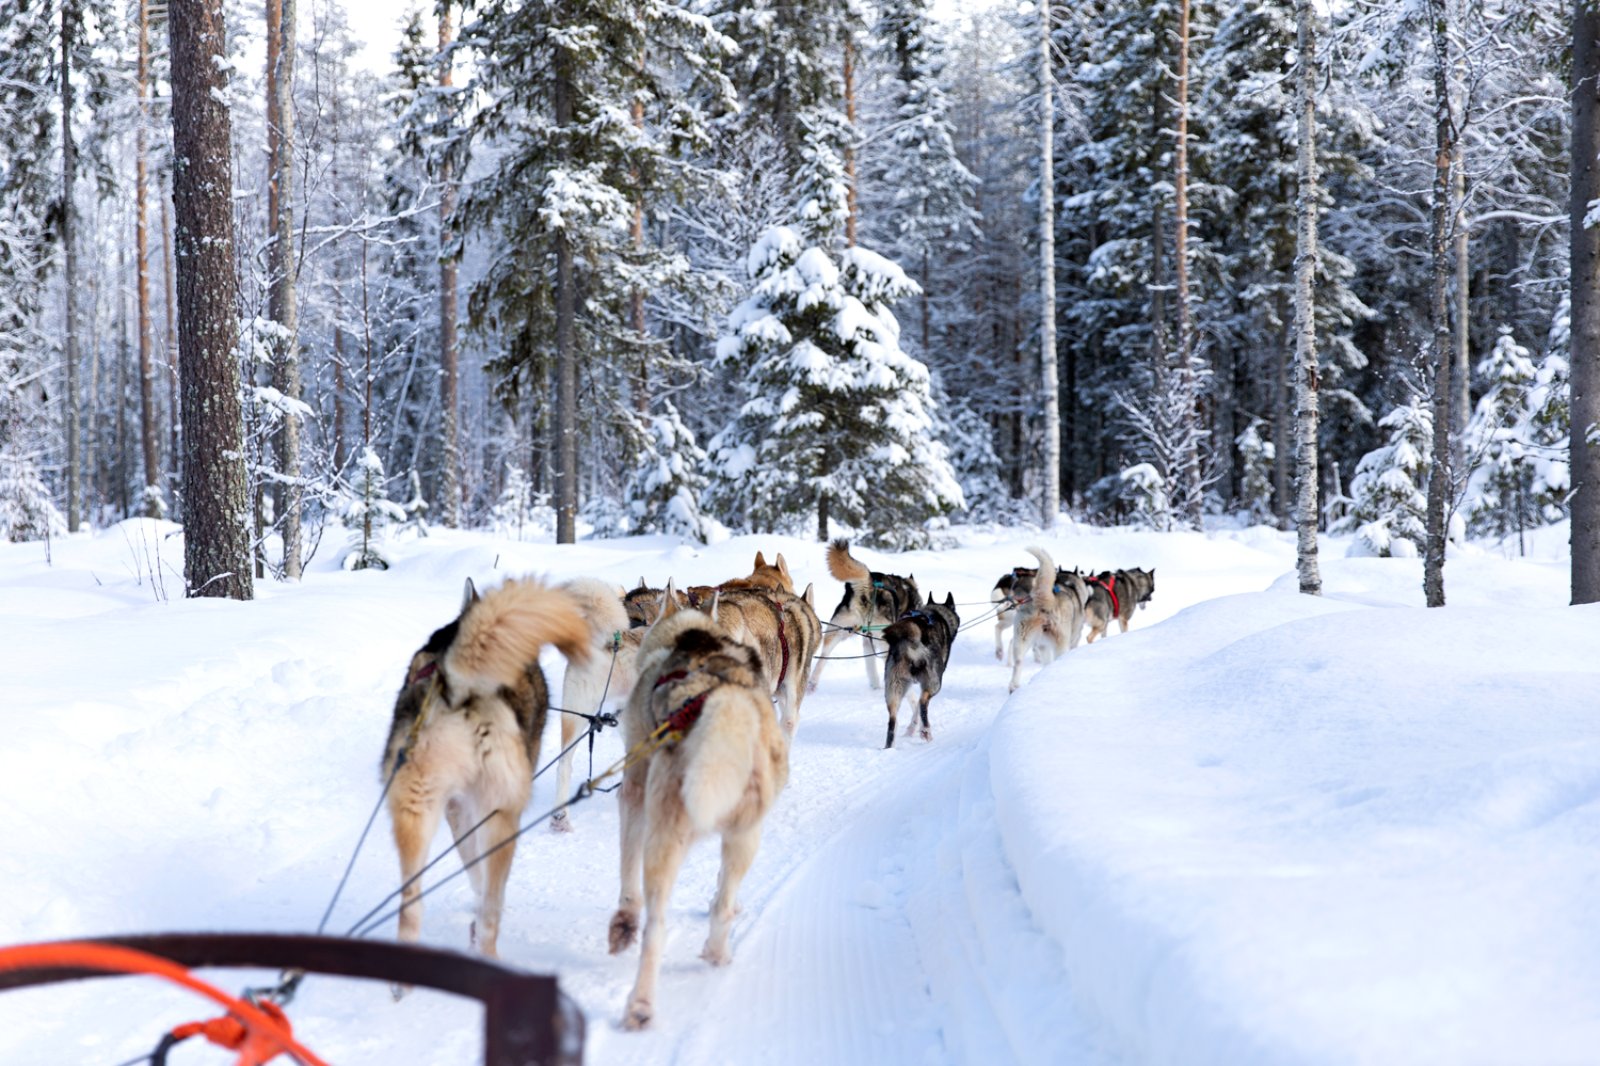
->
[0,940,328,1066]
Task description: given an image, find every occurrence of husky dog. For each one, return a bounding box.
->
[622,551,797,628]
[1083,567,1156,643]
[704,585,822,735]
[381,577,589,959]
[551,578,643,833]
[881,593,961,748]
[715,550,796,593]
[1008,547,1088,693]
[810,538,920,691]
[608,590,790,1030]
[990,568,1033,661]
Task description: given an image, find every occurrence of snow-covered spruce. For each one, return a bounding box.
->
[705,226,963,546]
[623,400,714,542]
[1335,397,1437,558]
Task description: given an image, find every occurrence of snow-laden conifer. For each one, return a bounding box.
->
[1336,399,1433,558]
[706,226,962,546]
[624,400,713,542]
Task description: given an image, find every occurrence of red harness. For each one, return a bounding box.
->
[652,670,709,736]
[1088,575,1120,617]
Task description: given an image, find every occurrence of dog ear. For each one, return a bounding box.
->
[754,550,767,569]
[638,575,648,590]
[802,582,815,606]
[776,552,790,576]
[926,592,935,606]
[460,577,479,614]
[945,592,955,607]
[660,579,681,620]
[709,590,722,624]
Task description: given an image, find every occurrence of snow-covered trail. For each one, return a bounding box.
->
[0,522,1301,1064]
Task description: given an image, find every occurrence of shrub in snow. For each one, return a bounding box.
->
[0,448,66,543]
[1234,420,1275,523]
[340,448,406,570]
[401,470,429,538]
[705,226,963,547]
[490,466,556,542]
[1334,398,1432,558]
[625,400,713,541]
[1120,462,1169,529]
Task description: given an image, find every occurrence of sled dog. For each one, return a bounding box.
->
[990,568,1032,661]
[1083,567,1156,643]
[622,550,797,628]
[608,588,790,1030]
[704,584,822,735]
[551,577,644,833]
[381,577,589,959]
[810,538,920,692]
[881,593,961,748]
[1008,547,1088,693]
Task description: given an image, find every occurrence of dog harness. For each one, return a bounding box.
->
[1087,575,1120,617]
[651,670,710,737]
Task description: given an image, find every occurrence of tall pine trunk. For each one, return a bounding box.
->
[1039,0,1060,528]
[162,177,180,501]
[437,2,461,527]
[169,0,253,599]
[553,47,578,545]
[136,0,161,516]
[1173,0,1202,529]
[1423,0,1456,608]
[1571,0,1600,603]
[1293,0,1322,596]
[63,0,81,532]
[266,0,302,578]
[845,38,859,249]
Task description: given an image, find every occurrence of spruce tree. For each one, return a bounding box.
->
[1335,399,1434,558]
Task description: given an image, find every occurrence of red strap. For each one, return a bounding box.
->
[654,669,689,688]
[665,691,709,735]
[776,614,789,687]
[1090,575,1120,617]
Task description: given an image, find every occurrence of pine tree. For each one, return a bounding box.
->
[1335,399,1433,558]
[1236,420,1275,524]
[705,226,962,545]
[341,446,404,570]
[623,399,712,541]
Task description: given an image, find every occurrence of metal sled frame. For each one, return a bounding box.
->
[0,933,583,1066]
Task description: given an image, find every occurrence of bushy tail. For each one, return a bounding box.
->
[1025,546,1057,610]
[561,576,629,648]
[882,619,928,665]
[827,538,871,585]
[445,578,591,695]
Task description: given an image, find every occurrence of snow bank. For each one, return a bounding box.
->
[989,579,1600,1064]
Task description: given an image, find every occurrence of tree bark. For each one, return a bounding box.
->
[1173,0,1202,529]
[136,0,162,516]
[1571,0,1600,603]
[1423,0,1456,608]
[1039,0,1060,528]
[437,2,462,527]
[63,0,82,532]
[169,0,253,599]
[162,174,180,500]
[1293,0,1323,596]
[266,0,302,578]
[553,45,578,545]
[845,38,859,249]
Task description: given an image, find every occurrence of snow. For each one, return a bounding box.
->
[0,519,1592,1064]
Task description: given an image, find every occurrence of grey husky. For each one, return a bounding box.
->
[1083,567,1156,643]
[810,538,920,692]
[881,593,961,748]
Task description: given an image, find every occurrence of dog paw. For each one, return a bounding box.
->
[390,982,412,1002]
[920,727,932,742]
[701,942,732,966]
[806,680,819,693]
[609,910,639,954]
[550,811,573,834]
[623,999,653,1031]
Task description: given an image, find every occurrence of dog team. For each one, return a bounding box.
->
[378,539,1154,1028]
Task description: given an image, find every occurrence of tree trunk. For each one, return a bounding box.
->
[136,0,161,516]
[1038,0,1060,528]
[1272,299,1291,526]
[1453,136,1470,441]
[162,175,180,501]
[553,47,578,545]
[845,38,859,249]
[1293,0,1323,596]
[1173,0,1202,529]
[437,2,461,527]
[1571,0,1600,604]
[1423,0,1456,609]
[169,0,253,599]
[63,0,82,532]
[266,0,302,578]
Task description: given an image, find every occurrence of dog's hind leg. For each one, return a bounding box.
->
[993,607,1009,661]
[550,708,582,833]
[883,669,908,749]
[444,798,485,897]
[624,806,693,1030]
[390,792,444,947]
[862,632,882,691]
[703,824,760,966]
[1008,625,1029,693]
[608,770,647,955]
[915,688,934,742]
[470,807,520,959]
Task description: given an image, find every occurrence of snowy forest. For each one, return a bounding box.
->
[0,0,1595,596]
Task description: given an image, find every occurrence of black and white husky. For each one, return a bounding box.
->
[881,593,961,748]
[810,538,920,691]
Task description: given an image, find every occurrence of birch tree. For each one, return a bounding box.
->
[1423,0,1458,607]
[1573,0,1600,603]
[1039,0,1060,526]
[1294,0,1322,594]
[266,0,302,577]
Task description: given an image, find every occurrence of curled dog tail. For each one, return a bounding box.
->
[827,538,872,585]
[561,576,630,647]
[882,618,929,665]
[445,578,591,695]
[1025,546,1058,610]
